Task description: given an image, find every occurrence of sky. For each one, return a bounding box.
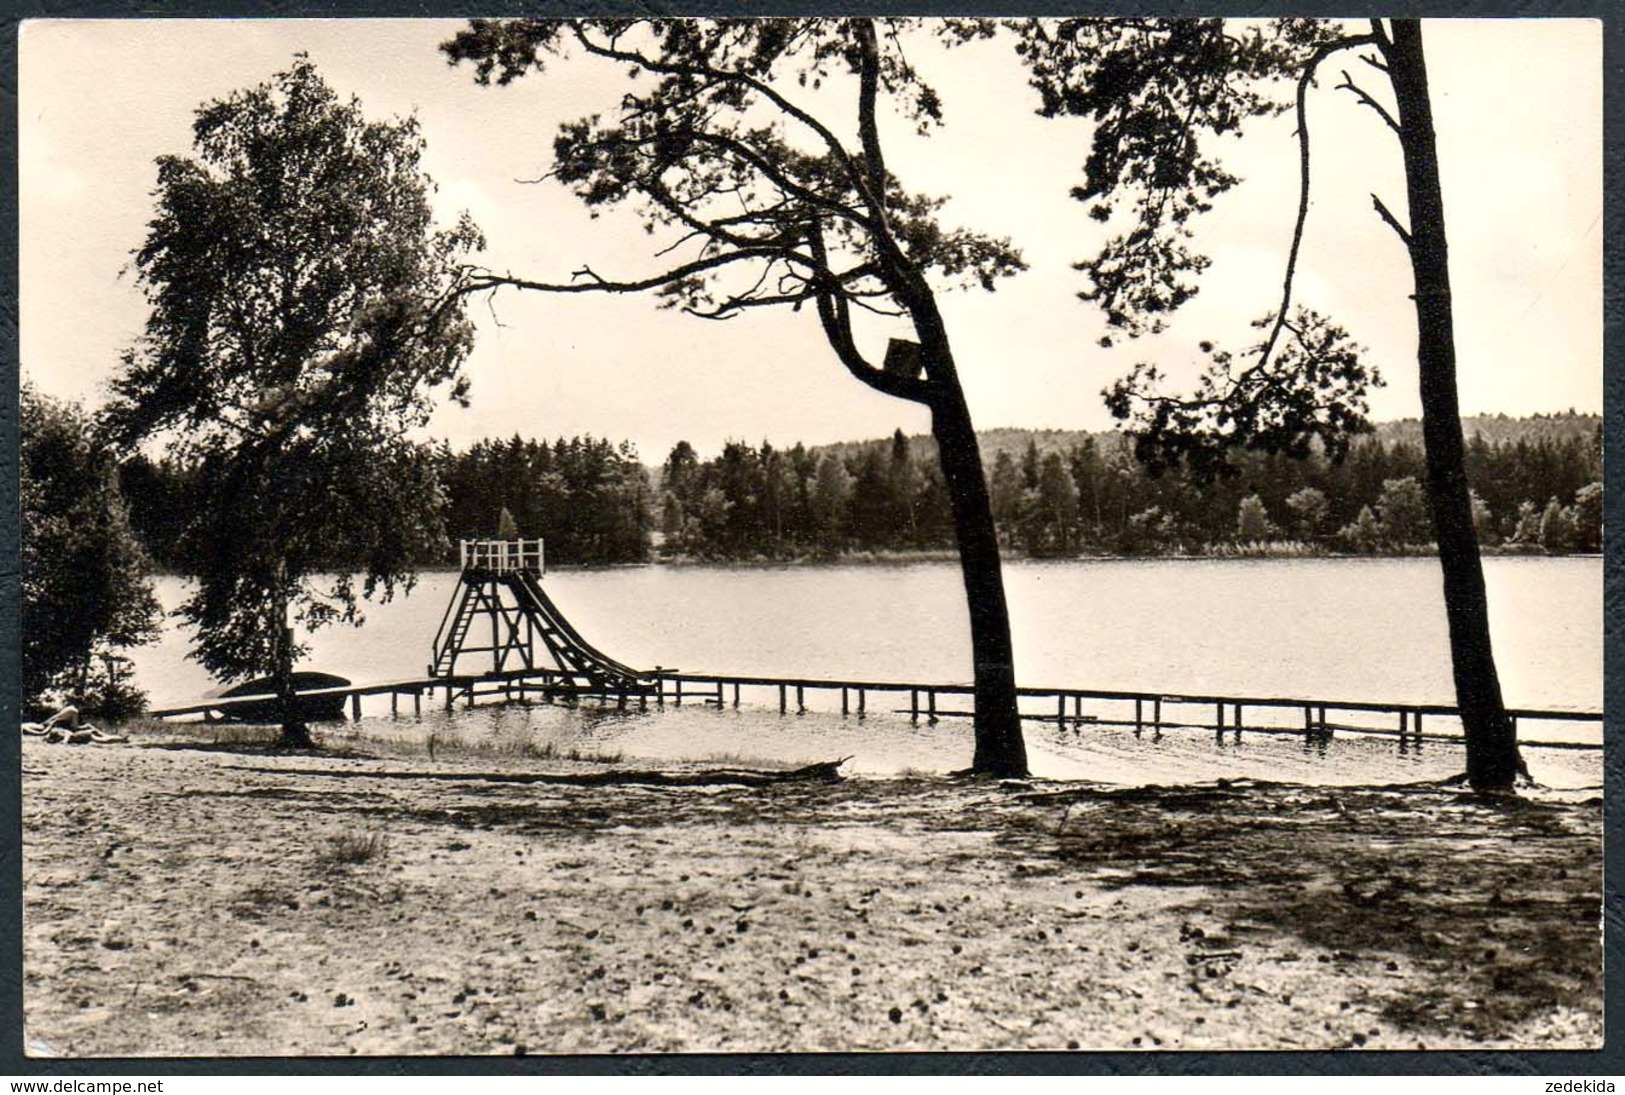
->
[19,18,1603,463]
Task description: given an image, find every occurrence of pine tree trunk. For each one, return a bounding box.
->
[1388,20,1521,791]
[929,380,1029,778]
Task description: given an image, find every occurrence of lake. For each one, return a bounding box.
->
[127,556,1603,785]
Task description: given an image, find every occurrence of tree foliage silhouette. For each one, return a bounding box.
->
[105,58,482,747]
[1019,17,1524,790]
[444,18,1031,775]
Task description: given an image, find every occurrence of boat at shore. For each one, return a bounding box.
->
[205,671,351,723]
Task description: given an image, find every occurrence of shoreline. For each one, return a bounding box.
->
[143,547,1599,579]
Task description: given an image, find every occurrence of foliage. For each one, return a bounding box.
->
[439,436,651,564]
[1284,486,1329,540]
[103,58,481,722]
[1016,17,1382,474]
[120,418,1601,566]
[1539,498,1577,555]
[1235,494,1273,542]
[445,20,1025,329]
[1021,16,1532,789]
[1338,506,1385,553]
[1571,482,1602,553]
[1374,477,1430,545]
[20,385,161,715]
[444,16,1034,776]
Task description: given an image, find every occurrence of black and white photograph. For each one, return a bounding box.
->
[16,15,1605,1059]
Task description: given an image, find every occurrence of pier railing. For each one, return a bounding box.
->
[649,673,1603,750]
[459,538,544,575]
[150,665,1603,751]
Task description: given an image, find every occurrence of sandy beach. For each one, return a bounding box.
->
[19,726,1602,1058]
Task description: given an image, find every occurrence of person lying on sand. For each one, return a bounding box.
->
[21,705,128,745]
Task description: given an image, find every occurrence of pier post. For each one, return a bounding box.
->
[1153,697,1162,738]
[391,692,398,718]
[674,678,683,707]
[928,691,937,725]
[1057,694,1066,730]
[1134,698,1143,737]
[858,688,866,719]
[733,683,740,709]
[1074,694,1084,729]
[445,685,453,712]
[910,689,919,724]
[842,687,849,718]
[716,680,725,709]
[1318,705,1329,737]
[1215,702,1225,744]
[1234,703,1244,743]
[351,693,362,721]
[778,684,786,715]
[797,685,806,715]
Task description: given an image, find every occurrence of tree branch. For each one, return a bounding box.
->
[1337,70,1401,134]
[1254,32,1378,374]
[854,20,890,217]
[1372,193,1412,248]
[464,247,786,298]
[806,220,931,404]
[566,23,888,229]
[686,131,870,230]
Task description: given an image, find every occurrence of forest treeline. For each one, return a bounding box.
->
[118,414,1600,569]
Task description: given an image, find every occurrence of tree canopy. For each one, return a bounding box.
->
[1016,18,1383,477]
[104,56,483,744]
[444,17,1033,775]
[1019,17,1524,789]
[21,385,160,716]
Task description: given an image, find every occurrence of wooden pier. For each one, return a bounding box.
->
[149,665,1604,751]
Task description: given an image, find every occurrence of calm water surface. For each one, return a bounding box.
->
[129,556,1602,785]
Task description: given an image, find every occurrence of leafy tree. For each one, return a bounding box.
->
[659,493,685,544]
[1509,500,1542,547]
[118,453,198,570]
[1032,452,1081,555]
[1572,483,1602,554]
[987,450,1026,549]
[1284,486,1329,542]
[1375,477,1430,545]
[1337,505,1384,553]
[810,453,854,555]
[887,430,921,547]
[1469,490,1495,545]
[445,19,1032,774]
[103,58,482,747]
[1020,18,1524,789]
[20,386,161,716]
[1124,506,1179,555]
[1235,494,1273,543]
[1539,499,1576,555]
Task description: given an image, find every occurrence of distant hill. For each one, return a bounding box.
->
[1372,412,1600,449]
[810,412,1601,466]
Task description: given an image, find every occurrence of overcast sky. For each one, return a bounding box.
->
[19,18,1602,463]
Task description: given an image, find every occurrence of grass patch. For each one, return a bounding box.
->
[318,831,390,868]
